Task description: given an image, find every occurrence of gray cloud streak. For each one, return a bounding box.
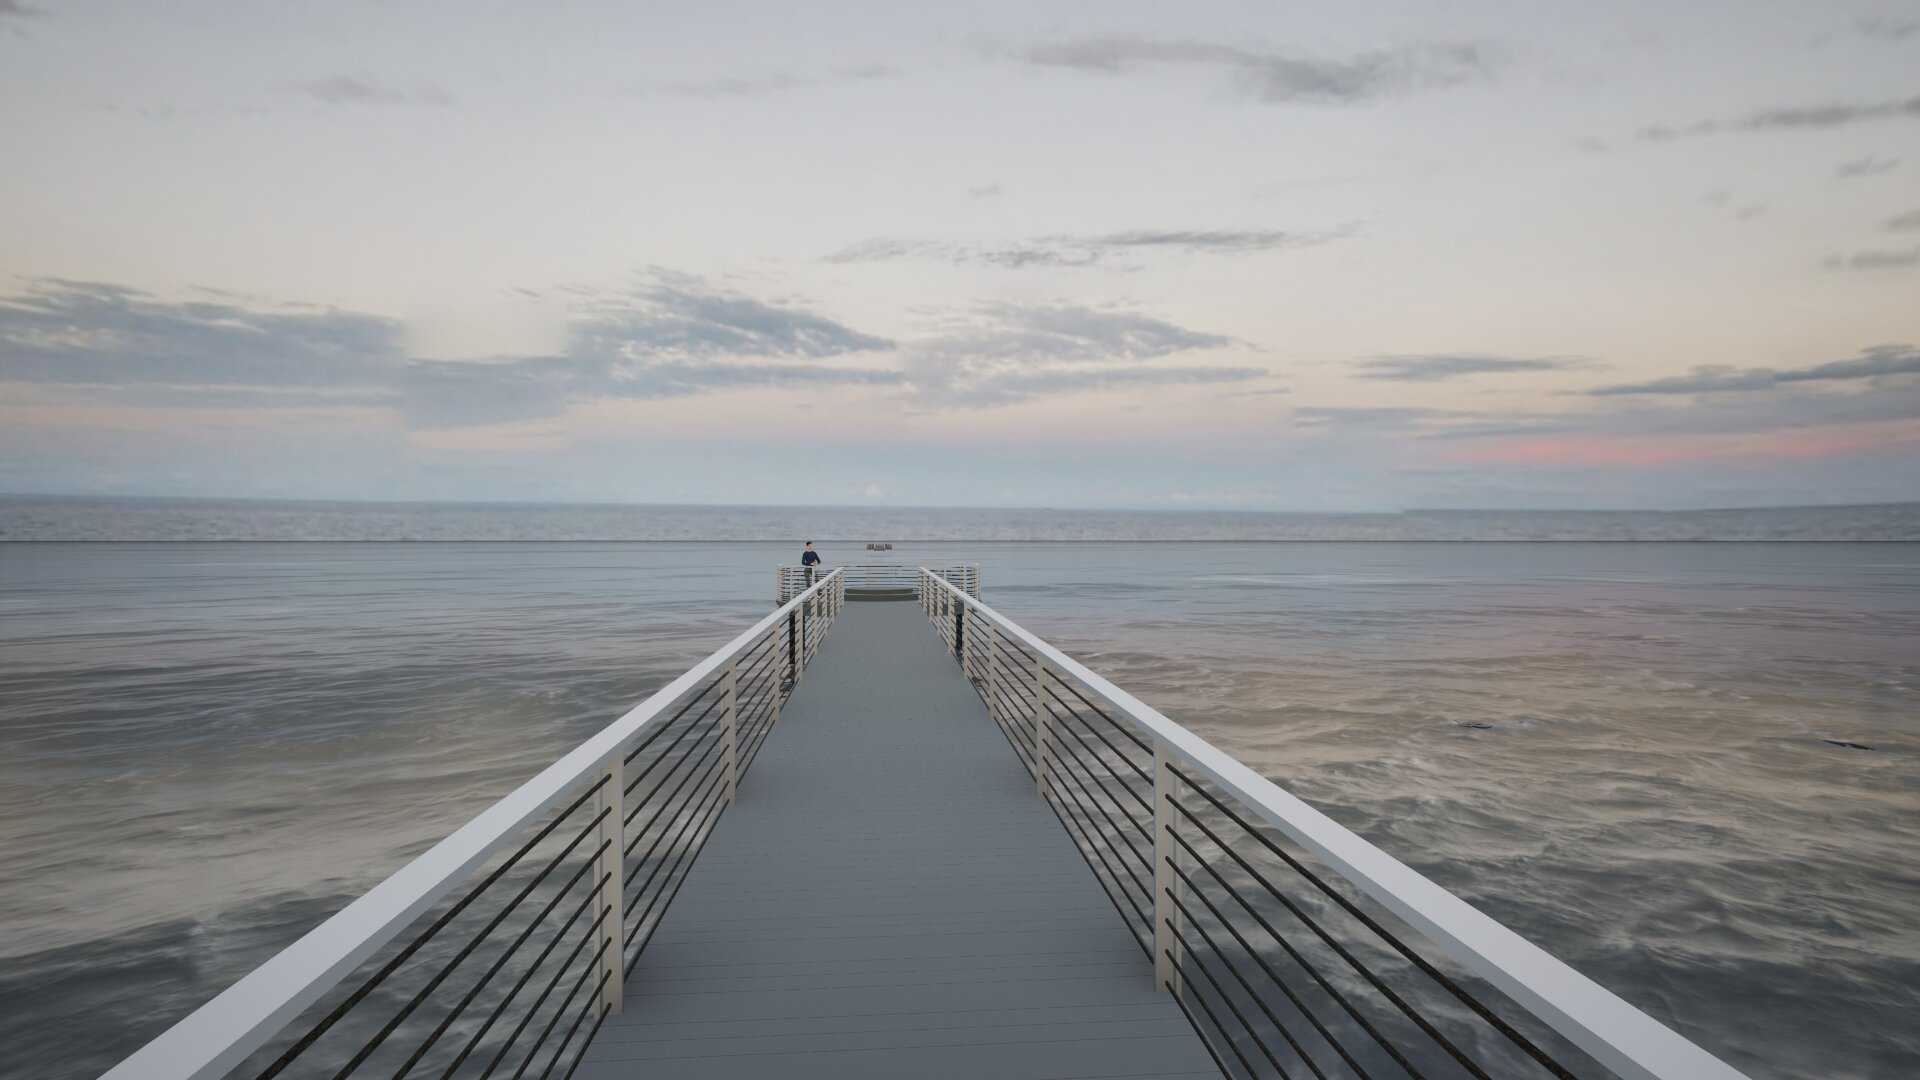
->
[572,279,894,360]
[1585,346,1920,395]
[901,302,1261,407]
[1640,94,1920,141]
[0,278,404,387]
[637,65,896,99]
[1009,36,1489,104]
[1837,156,1900,178]
[1353,354,1594,382]
[401,354,903,428]
[0,277,901,428]
[824,226,1355,269]
[0,0,45,18]
[1888,210,1920,233]
[1826,245,1920,270]
[1856,16,1919,41]
[291,76,454,107]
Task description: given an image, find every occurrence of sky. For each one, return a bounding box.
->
[1,0,1917,511]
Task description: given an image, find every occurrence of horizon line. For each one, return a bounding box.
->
[3,491,1919,517]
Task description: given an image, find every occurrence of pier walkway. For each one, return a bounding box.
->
[577,601,1216,1078]
[102,565,1753,1080]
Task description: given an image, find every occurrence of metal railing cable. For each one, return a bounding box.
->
[914,567,1751,1080]
[1168,770,1576,1080]
[103,569,846,1080]
[941,583,1538,1078]
[247,779,609,1080]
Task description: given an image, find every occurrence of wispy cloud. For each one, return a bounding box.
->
[901,302,1261,407]
[1825,245,1920,270]
[1003,36,1490,104]
[1837,155,1901,178]
[571,276,894,360]
[1295,406,1478,427]
[1639,93,1920,141]
[635,65,896,99]
[0,276,901,428]
[400,354,902,428]
[1352,354,1595,382]
[967,184,1005,199]
[0,278,403,389]
[0,0,45,18]
[1856,16,1920,41]
[1888,209,1920,233]
[1585,346,1920,395]
[290,76,454,107]
[825,225,1356,269]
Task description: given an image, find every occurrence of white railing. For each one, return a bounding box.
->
[103,569,847,1080]
[778,562,976,603]
[917,567,1749,1080]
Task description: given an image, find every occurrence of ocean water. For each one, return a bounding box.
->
[4,494,1920,541]
[1,503,1917,1079]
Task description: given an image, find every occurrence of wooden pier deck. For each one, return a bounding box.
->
[576,600,1217,1079]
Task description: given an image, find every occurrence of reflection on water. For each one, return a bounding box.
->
[1,539,1917,1080]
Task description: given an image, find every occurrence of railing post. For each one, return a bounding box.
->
[594,753,626,1016]
[1032,653,1052,796]
[1153,739,1181,995]
[722,659,738,801]
[954,596,965,668]
[798,594,809,681]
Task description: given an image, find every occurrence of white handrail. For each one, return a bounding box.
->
[103,568,846,1080]
[917,567,1748,1080]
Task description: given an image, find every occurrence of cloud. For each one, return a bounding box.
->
[1294,406,1485,428]
[1352,354,1595,382]
[571,277,894,360]
[0,278,404,389]
[899,302,1260,407]
[824,225,1355,268]
[1888,210,1920,233]
[1856,16,1919,41]
[1585,346,1920,395]
[400,353,903,428]
[1274,345,1920,453]
[1836,156,1900,178]
[1639,94,1920,141]
[636,65,896,99]
[290,76,454,107]
[967,184,1004,199]
[920,302,1234,363]
[1005,36,1489,104]
[918,363,1266,408]
[1825,245,1920,270]
[0,276,901,428]
[0,0,45,18]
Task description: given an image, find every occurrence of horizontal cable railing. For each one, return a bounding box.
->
[780,562,977,604]
[917,567,1750,1080]
[102,569,848,1080]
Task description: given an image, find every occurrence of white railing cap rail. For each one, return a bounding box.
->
[103,569,845,1080]
[918,568,1748,1080]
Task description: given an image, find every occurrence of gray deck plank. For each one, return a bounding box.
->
[576,601,1216,1079]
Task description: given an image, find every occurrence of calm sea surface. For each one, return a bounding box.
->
[2,500,1917,1079]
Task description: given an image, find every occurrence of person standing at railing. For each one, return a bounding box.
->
[800,541,822,585]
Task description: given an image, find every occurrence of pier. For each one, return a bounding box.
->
[102,566,1752,1080]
